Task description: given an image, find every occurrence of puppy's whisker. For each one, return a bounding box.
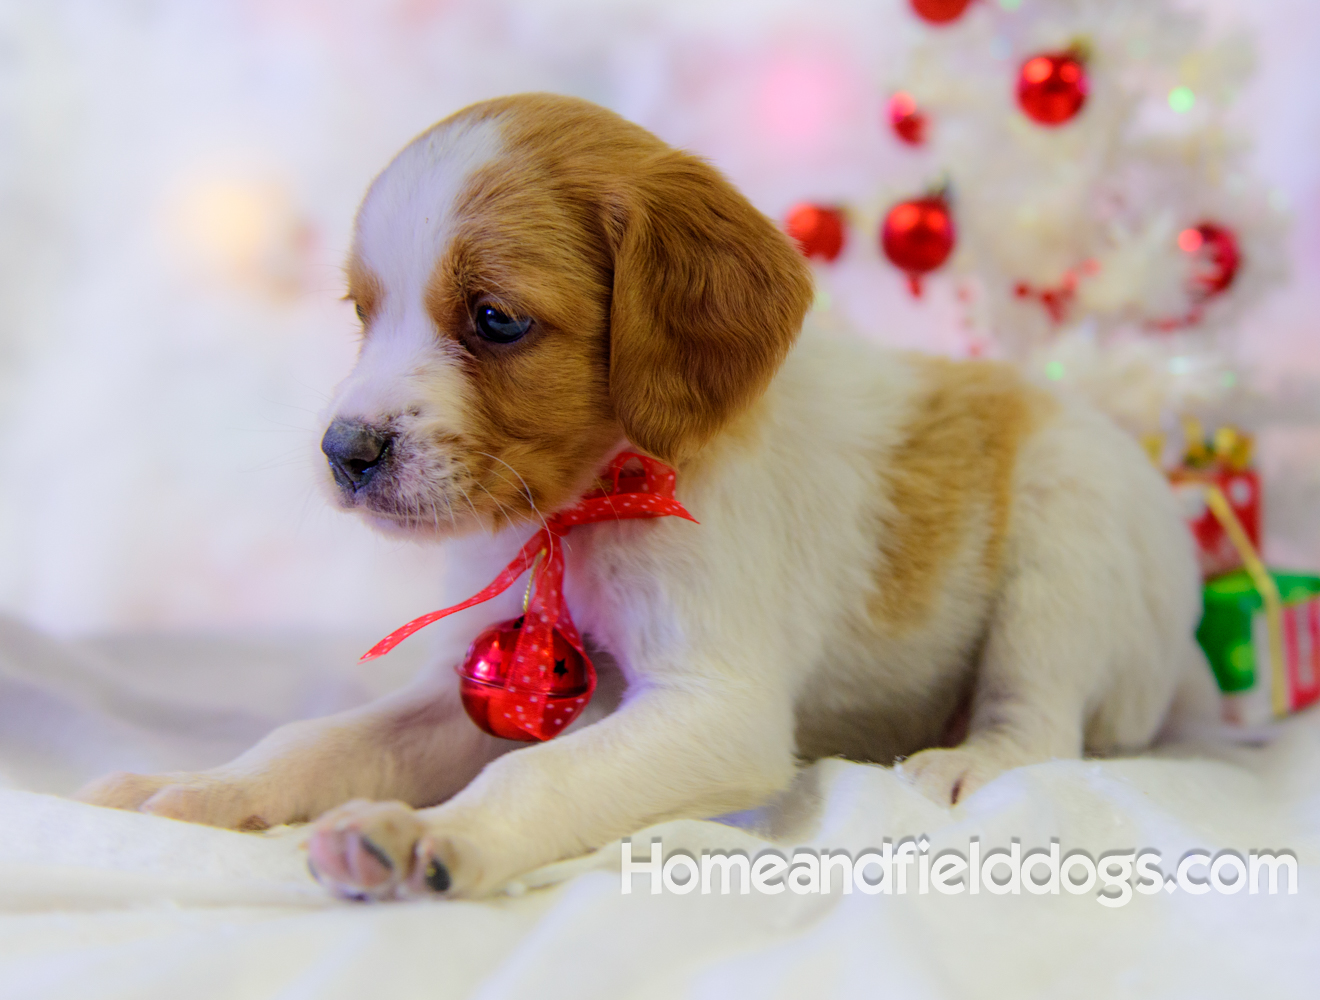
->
[440,484,458,529]
[453,480,485,534]
[287,377,334,404]
[257,395,327,418]
[456,459,518,532]
[241,423,321,434]
[476,451,548,539]
[475,467,524,525]
[473,479,516,531]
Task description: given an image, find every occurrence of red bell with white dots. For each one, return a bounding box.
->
[458,617,593,741]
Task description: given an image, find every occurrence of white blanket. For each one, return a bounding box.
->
[2,614,1318,999]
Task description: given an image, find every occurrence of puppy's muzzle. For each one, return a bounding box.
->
[322,419,392,492]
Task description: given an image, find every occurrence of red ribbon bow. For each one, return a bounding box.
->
[361,452,697,740]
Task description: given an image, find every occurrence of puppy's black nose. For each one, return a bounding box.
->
[322,419,390,491]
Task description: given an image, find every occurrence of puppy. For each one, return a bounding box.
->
[79,94,1214,900]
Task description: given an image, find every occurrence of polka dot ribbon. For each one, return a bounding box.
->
[360,452,697,739]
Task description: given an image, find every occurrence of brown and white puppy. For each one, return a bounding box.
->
[78,94,1214,900]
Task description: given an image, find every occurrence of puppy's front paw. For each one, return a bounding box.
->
[75,771,274,831]
[306,799,451,902]
[898,746,1010,807]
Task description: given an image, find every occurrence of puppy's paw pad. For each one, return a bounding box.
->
[306,800,445,902]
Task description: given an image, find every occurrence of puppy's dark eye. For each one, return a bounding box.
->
[475,304,533,344]
[354,302,366,322]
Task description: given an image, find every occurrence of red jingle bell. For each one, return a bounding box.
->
[363,451,696,743]
[1017,51,1089,126]
[785,203,847,262]
[457,616,594,742]
[910,0,974,25]
[882,194,956,296]
[887,91,927,146]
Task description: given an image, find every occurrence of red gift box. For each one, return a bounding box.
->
[1172,467,1261,578]
[1166,422,1260,579]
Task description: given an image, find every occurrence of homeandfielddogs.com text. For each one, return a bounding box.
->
[620,838,1298,907]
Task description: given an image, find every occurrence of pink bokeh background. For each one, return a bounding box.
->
[0,0,1315,635]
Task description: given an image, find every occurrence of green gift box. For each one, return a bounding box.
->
[1197,569,1320,726]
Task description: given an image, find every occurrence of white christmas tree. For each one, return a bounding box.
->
[793,0,1288,439]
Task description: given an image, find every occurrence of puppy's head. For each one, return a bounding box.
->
[322,94,812,537]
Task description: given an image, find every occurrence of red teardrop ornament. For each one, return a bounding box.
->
[910,0,974,25]
[457,617,594,742]
[888,91,927,146]
[1017,51,1089,126]
[785,203,847,262]
[1180,222,1240,300]
[881,195,956,296]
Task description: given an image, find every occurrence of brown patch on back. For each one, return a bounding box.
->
[870,357,1055,631]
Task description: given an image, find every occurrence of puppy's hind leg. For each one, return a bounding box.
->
[902,409,1197,806]
[900,556,1100,806]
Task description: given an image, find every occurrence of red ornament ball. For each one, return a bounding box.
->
[785,203,847,262]
[881,195,956,295]
[888,91,927,146]
[457,617,592,742]
[1017,52,1089,126]
[910,0,974,24]
[1178,222,1241,299]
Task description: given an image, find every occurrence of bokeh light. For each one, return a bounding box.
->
[1169,85,1196,112]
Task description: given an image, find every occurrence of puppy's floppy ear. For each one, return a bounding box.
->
[604,151,814,464]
